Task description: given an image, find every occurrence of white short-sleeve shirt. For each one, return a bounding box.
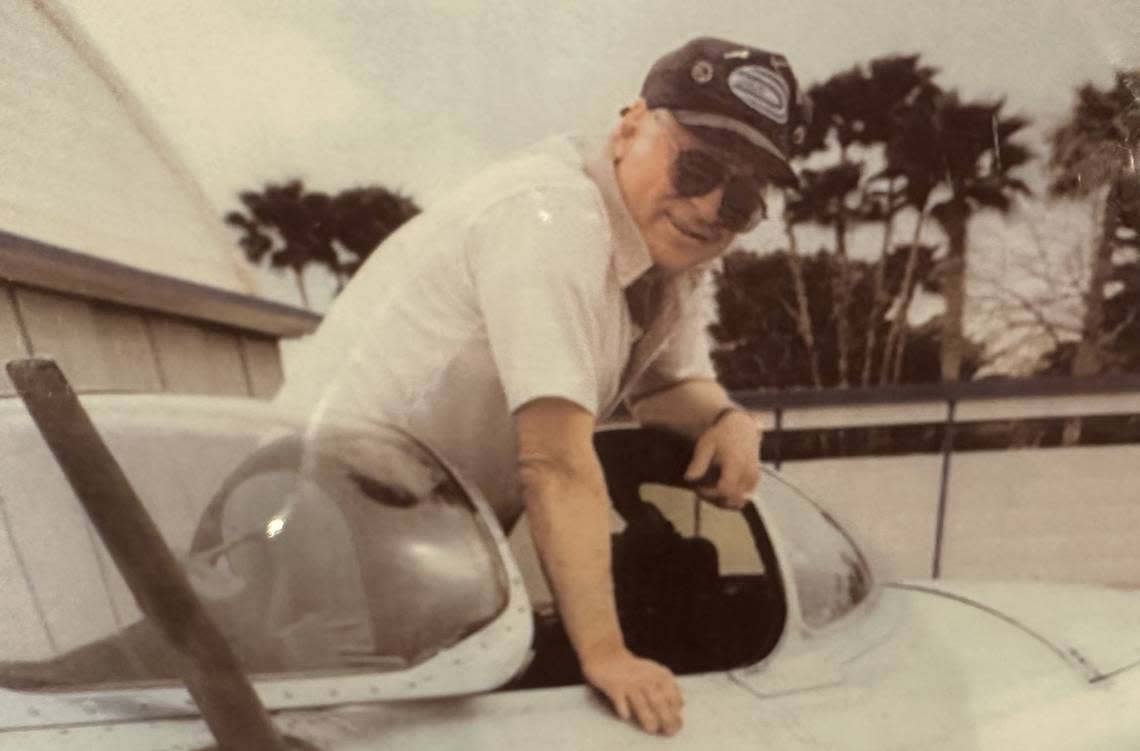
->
[277,133,716,528]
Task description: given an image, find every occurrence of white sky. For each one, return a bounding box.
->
[63,0,1140,208]
[58,0,1140,346]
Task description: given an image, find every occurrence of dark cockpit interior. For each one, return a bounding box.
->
[507,427,786,689]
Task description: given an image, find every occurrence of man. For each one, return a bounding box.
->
[278,36,807,736]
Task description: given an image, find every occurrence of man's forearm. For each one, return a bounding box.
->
[519,459,625,662]
[512,397,683,735]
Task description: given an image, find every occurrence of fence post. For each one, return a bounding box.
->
[931,398,957,579]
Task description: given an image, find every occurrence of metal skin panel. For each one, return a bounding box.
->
[896,581,1140,679]
[4,602,1140,751]
[0,405,123,654]
[938,447,1140,588]
[3,395,1140,748]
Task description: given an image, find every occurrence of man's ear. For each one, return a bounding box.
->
[612,98,649,160]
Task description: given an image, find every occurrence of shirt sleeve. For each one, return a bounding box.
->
[628,277,718,402]
[469,184,612,416]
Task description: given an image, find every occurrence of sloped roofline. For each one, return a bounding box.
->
[25,0,263,297]
[1,229,320,337]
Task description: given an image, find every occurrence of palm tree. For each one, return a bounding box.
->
[795,55,939,386]
[709,246,974,389]
[797,63,882,388]
[780,213,824,388]
[225,180,336,309]
[329,187,421,280]
[1049,70,1140,379]
[784,162,863,385]
[884,85,1033,382]
[853,55,939,385]
[225,181,421,304]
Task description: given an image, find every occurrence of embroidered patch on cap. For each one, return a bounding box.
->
[727,65,789,124]
[691,60,714,84]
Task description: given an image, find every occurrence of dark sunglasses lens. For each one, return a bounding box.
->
[672,150,726,197]
[719,177,767,232]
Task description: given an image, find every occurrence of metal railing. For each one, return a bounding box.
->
[731,374,1140,580]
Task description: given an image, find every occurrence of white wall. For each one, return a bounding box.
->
[0,2,255,295]
[777,445,1140,588]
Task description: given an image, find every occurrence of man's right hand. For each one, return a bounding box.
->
[581,646,684,736]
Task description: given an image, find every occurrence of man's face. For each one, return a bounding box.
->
[612,102,767,275]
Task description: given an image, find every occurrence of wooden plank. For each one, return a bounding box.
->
[90,302,163,392]
[149,317,249,396]
[14,286,113,391]
[13,286,163,393]
[1,281,31,396]
[241,335,284,399]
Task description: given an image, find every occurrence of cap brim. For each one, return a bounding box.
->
[676,115,800,189]
[740,146,799,189]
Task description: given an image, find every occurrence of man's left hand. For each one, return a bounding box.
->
[683,409,761,509]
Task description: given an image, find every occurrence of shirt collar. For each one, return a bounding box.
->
[579,133,653,289]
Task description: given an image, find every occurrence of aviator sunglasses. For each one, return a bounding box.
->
[655,112,769,233]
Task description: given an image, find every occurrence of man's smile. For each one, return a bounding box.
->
[667,214,717,244]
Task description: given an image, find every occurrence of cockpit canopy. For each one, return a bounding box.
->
[0,400,514,691]
[187,426,511,674]
[0,398,874,713]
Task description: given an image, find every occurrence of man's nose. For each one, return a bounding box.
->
[689,185,725,225]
